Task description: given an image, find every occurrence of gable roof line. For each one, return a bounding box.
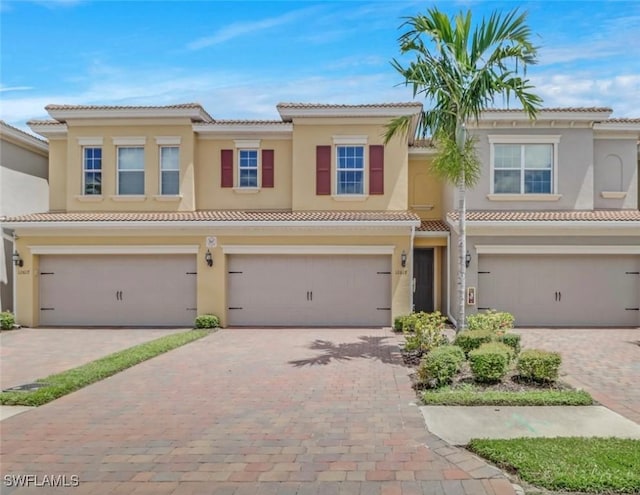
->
[0,120,49,152]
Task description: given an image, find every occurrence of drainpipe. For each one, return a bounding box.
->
[446,231,457,327]
[409,225,415,312]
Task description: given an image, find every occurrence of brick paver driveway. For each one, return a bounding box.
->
[1,328,189,390]
[515,328,640,424]
[0,329,514,495]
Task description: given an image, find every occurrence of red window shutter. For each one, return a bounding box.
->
[316,145,331,195]
[262,149,274,188]
[221,149,233,188]
[369,144,384,195]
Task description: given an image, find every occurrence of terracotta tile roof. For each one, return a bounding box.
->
[44,103,205,111]
[447,210,640,222]
[207,120,290,125]
[3,210,421,224]
[26,119,64,126]
[1,120,48,144]
[602,118,640,123]
[277,102,422,109]
[483,107,613,113]
[417,220,449,232]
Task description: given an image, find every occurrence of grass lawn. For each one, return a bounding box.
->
[468,437,640,493]
[0,329,211,406]
[422,385,593,406]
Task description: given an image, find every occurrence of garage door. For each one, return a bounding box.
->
[477,254,640,326]
[227,254,391,326]
[39,254,197,326]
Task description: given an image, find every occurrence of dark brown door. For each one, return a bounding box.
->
[413,249,434,313]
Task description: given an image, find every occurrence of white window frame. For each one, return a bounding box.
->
[159,146,180,195]
[335,144,366,196]
[116,146,145,195]
[488,135,560,195]
[234,139,261,190]
[82,146,102,196]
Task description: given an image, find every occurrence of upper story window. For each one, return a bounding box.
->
[336,145,365,195]
[489,135,560,196]
[82,147,102,195]
[160,146,179,195]
[117,146,145,195]
[238,149,258,188]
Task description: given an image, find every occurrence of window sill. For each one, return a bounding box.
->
[600,191,627,199]
[153,195,183,202]
[486,194,562,202]
[233,188,260,194]
[332,194,368,202]
[110,195,147,202]
[75,195,104,202]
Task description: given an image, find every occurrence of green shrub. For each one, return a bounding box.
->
[517,349,562,383]
[454,329,493,356]
[194,314,220,329]
[499,333,522,355]
[466,310,515,334]
[404,311,448,353]
[0,311,15,330]
[469,342,512,383]
[418,345,465,387]
[393,315,406,332]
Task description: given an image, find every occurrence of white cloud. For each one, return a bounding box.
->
[0,85,33,92]
[530,73,640,117]
[186,6,319,50]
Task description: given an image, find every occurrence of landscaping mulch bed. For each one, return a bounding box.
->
[401,347,574,395]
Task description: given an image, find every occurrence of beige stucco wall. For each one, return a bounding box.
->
[52,119,196,212]
[13,229,418,327]
[408,156,442,220]
[194,138,293,210]
[290,118,409,211]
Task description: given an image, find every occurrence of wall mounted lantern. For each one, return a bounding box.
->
[12,250,23,267]
[400,250,407,268]
[465,250,472,268]
[205,249,213,267]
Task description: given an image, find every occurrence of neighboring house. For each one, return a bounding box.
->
[0,121,49,313]
[2,104,638,328]
[447,108,640,327]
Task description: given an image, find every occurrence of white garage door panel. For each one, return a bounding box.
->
[478,254,640,327]
[40,254,196,326]
[227,254,391,327]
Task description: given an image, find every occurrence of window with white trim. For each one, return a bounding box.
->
[117,147,145,195]
[82,147,102,195]
[489,135,560,195]
[238,149,258,188]
[159,146,179,195]
[336,145,364,194]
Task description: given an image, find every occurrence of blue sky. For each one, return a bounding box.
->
[1,0,639,130]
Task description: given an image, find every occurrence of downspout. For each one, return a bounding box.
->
[409,225,415,312]
[446,231,457,327]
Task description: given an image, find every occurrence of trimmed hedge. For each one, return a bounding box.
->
[418,345,465,387]
[466,310,515,333]
[194,314,220,329]
[518,349,562,383]
[499,333,522,355]
[454,329,493,356]
[403,311,448,353]
[469,342,512,383]
[0,311,15,330]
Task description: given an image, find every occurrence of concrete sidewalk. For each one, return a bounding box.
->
[421,405,640,445]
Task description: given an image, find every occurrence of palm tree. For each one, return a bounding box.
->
[385,7,542,331]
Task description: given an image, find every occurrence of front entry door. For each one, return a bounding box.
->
[413,249,434,313]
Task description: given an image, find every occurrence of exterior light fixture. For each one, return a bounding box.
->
[465,250,472,268]
[12,250,23,267]
[205,249,213,267]
[401,250,407,268]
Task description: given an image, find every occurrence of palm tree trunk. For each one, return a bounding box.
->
[457,175,466,333]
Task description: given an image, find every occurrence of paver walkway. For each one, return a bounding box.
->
[0,329,515,494]
[515,328,640,425]
[0,328,189,390]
